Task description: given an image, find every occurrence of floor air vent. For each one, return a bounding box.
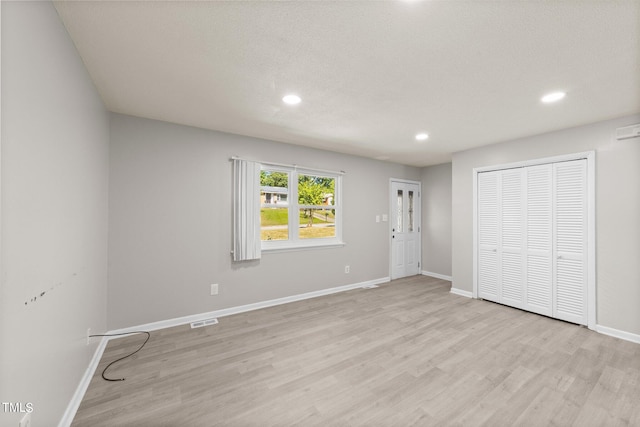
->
[190,318,219,329]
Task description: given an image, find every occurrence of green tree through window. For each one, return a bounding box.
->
[260,171,288,188]
[298,176,327,227]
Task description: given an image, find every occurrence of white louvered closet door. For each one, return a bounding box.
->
[477,159,588,326]
[478,171,499,302]
[553,159,588,325]
[500,169,524,308]
[524,164,553,317]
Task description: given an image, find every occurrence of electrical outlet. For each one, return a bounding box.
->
[86,328,91,345]
[345,265,350,274]
[19,412,31,427]
[210,283,219,295]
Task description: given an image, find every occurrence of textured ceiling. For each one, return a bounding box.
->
[53,0,640,167]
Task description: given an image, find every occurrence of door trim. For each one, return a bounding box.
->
[472,151,596,330]
[389,178,422,280]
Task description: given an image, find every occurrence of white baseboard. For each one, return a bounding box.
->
[595,324,640,345]
[421,270,452,281]
[450,287,473,298]
[58,336,108,427]
[109,276,391,335]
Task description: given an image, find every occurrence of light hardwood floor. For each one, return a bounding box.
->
[72,276,640,426]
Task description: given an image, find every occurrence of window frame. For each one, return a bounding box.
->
[260,164,343,252]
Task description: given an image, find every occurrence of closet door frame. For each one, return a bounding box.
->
[472,151,596,330]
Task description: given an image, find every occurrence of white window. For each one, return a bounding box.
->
[260,165,343,251]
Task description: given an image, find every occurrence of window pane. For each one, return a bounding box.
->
[408,190,414,232]
[298,174,335,207]
[260,208,289,241]
[397,189,403,232]
[299,207,335,239]
[298,174,336,240]
[260,170,289,241]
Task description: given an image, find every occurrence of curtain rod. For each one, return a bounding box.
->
[230,156,345,175]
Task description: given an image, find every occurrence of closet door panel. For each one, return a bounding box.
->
[478,171,499,302]
[525,164,553,316]
[554,160,587,325]
[500,169,524,307]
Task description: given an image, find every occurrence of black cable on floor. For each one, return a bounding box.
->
[89,331,151,382]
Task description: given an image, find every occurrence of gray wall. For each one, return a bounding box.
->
[1,2,109,426]
[108,114,420,329]
[452,114,640,335]
[421,163,452,278]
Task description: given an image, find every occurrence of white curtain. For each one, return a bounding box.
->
[232,159,261,261]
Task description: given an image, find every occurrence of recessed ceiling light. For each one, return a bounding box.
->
[282,94,301,105]
[415,133,429,141]
[541,91,566,103]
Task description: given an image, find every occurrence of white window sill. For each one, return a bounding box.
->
[261,241,346,254]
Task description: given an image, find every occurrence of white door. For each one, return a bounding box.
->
[477,171,500,301]
[477,168,526,307]
[553,160,588,325]
[391,181,421,280]
[524,164,553,317]
[500,168,525,308]
[476,159,589,326]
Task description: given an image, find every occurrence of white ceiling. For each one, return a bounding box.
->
[53,0,640,167]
